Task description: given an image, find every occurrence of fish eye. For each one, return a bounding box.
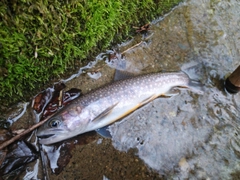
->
[49,119,61,128]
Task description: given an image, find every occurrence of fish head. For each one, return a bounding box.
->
[37,115,89,145]
[37,105,93,144]
[37,115,71,144]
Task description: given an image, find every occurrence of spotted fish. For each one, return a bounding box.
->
[37,71,203,144]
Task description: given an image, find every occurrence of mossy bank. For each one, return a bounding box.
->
[0,0,182,108]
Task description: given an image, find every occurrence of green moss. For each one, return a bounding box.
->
[0,0,182,107]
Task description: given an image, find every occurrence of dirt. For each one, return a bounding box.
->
[48,138,163,180]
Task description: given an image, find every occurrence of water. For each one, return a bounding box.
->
[108,0,240,179]
[1,0,240,179]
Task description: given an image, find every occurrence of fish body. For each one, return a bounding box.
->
[37,72,202,144]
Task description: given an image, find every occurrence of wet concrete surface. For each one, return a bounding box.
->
[1,0,240,179]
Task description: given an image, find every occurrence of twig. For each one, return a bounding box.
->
[121,32,154,55]
[121,41,143,54]
[0,114,54,150]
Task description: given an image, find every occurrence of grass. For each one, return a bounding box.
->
[0,0,182,108]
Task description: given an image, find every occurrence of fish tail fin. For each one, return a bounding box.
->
[180,62,205,95]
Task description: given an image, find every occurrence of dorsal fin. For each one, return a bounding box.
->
[114,70,136,81]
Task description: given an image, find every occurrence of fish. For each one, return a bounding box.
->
[37,71,203,144]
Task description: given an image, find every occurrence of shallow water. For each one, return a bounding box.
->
[109,0,240,179]
[1,0,240,179]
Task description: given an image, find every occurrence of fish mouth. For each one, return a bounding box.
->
[37,134,55,139]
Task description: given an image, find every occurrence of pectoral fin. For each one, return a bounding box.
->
[90,95,160,131]
[92,102,119,122]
